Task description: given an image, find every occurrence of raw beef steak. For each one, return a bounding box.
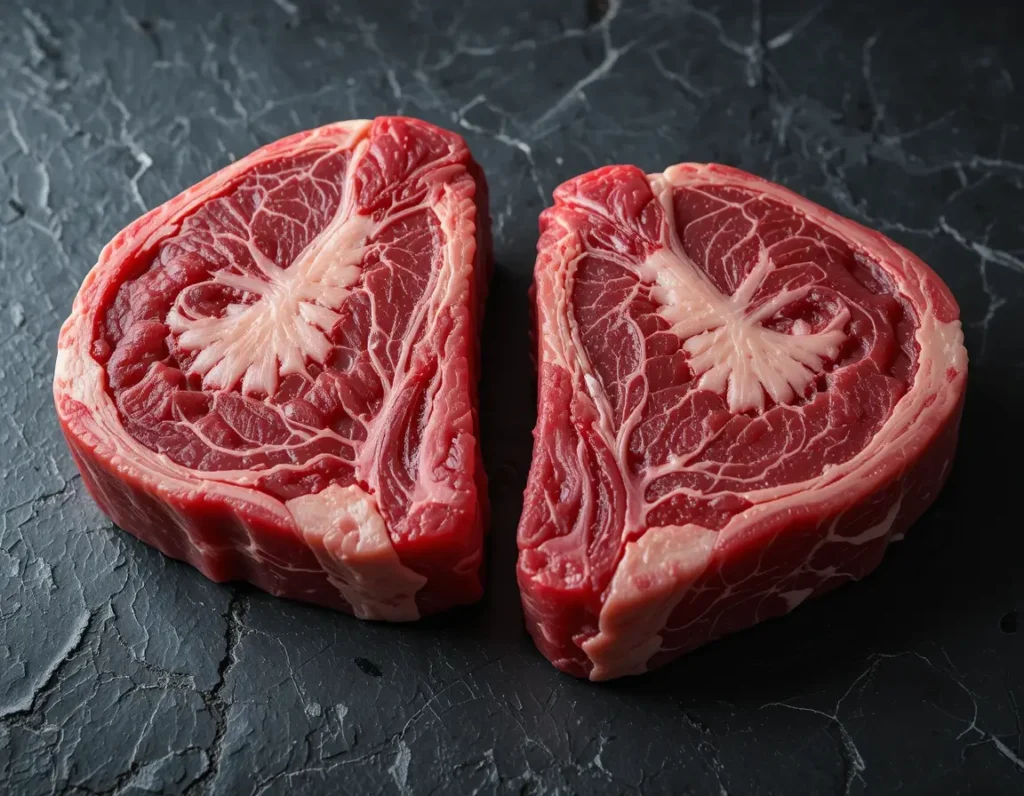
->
[54,117,491,620]
[518,163,967,679]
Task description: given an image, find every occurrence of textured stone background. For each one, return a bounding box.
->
[1,1,1022,793]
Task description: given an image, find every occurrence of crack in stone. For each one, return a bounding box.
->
[940,216,1024,274]
[5,103,31,155]
[649,45,707,102]
[454,96,546,204]
[921,649,1024,777]
[531,0,632,133]
[102,82,153,213]
[0,609,93,722]
[107,610,202,693]
[861,33,886,134]
[21,8,62,67]
[937,216,1016,360]
[766,2,828,50]
[2,475,80,525]
[746,0,765,88]
[761,661,878,795]
[681,0,766,89]
[764,651,1024,792]
[679,711,730,795]
[184,592,248,795]
[248,654,520,794]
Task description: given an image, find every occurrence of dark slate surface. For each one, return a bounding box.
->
[1,0,1021,793]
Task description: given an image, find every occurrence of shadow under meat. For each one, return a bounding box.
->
[475,262,538,636]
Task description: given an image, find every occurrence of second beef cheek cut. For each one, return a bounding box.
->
[54,117,491,620]
[518,163,967,680]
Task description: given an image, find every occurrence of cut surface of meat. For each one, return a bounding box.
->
[518,163,966,679]
[54,116,491,620]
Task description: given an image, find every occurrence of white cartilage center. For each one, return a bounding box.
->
[168,209,374,397]
[640,244,850,414]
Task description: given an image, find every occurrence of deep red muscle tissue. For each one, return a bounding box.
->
[54,117,491,620]
[517,163,967,679]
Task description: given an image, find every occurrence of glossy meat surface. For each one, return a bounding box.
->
[55,117,491,619]
[518,163,966,679]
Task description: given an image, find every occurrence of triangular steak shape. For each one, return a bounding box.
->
[518,163,966,679]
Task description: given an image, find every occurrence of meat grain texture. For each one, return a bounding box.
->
[54,117,492,620]
[518,163,967,680]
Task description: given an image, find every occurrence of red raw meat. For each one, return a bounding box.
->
[518,163,967,679]
[54,117,491,620]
